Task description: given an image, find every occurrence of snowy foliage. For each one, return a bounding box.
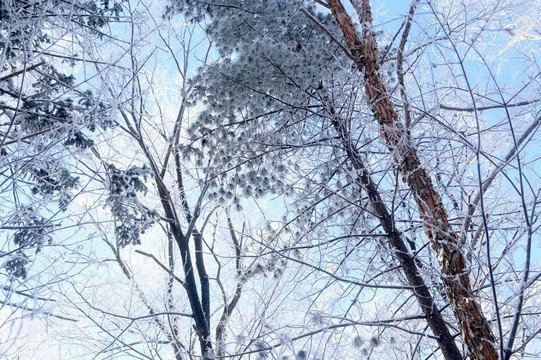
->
[105,164,158,247]
[1,1,118,286]
[1,1,540,359]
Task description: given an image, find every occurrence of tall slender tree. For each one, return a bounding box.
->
[326,1,497,358]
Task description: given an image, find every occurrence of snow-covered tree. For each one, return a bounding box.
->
[166,0,541,359]
[2,1,540,360]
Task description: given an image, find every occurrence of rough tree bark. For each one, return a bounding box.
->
[326,1,499,359]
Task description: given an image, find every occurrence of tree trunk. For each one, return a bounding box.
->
[326,105,463,360]
[139,139,213,359]
[326,1,499,359]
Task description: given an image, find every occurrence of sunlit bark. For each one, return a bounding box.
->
[327,1,499,359]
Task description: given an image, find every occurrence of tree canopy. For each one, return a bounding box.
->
[1,1,540,359]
